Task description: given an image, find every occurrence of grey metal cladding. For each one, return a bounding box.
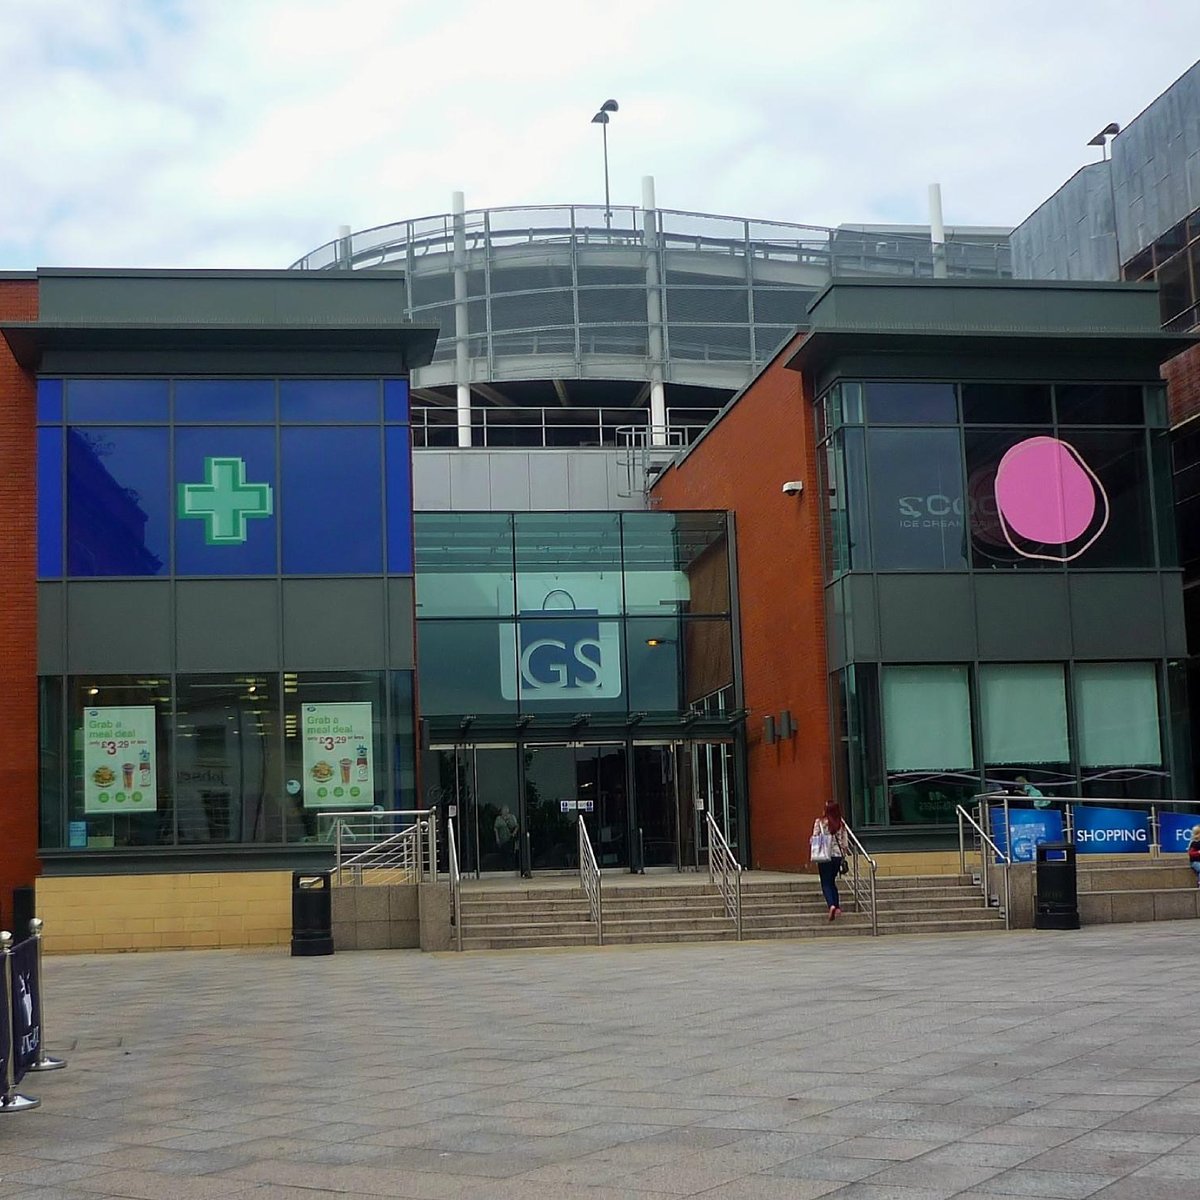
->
[1162,574,1186,656]
[876,575,976,662]
[38,583,65,675]
[824,583,846,672]
[566,453,611,509]
[486,453,533,510]
[1068,573,1166,658]
[1010,164,1120,282]
[176,580,280,671]
[412,451,452,510]
[67,581,171,673]
[282,578,386,669]
[528,453,570,508]
[448,452,492,509]
[1111,60,1200,256]
[387,578,416,669]
[974,574,1072,661]
[844,574,879,661]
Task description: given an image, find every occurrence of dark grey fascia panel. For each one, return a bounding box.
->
[844,574,879,661]
[876,574,976,661]
[824,584,846,671]
[974,574,1071,660]
[1068,573,1166,658]
[282,578,386,670]
[2,322,438,372]
[36,269,410,328]
[176,580,280,672]
[388,578,416,669]
[1162,573,1186,657]
[66,581,172,674]
[804,277,1168,337]
[38,583,64,675]
[35,349,419,376]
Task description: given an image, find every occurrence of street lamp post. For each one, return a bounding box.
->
[591,99,619,229]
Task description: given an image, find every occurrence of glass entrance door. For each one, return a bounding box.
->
[426,744,520,876]
[632,742,681,868]
[525,743,628,871]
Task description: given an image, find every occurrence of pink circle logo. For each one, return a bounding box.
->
[994,436,1109,562]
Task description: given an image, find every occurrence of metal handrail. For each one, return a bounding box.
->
[956,803,1012,930]
[842,823,879,937]
[447,817,463,952]
[578,818,603,946]
[332,809,437,884]
[705,813,742,940]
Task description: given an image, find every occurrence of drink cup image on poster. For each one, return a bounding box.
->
[302,702,375,808]
[83,706,157,814]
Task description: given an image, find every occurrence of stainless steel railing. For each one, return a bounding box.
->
[578,818,603,945]
[706,812,742,940]
[447,816,463,952]
[956,804,1012,930]
[332,809,438,885]
[842,823,879,936]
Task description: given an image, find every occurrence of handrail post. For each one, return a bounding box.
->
[958,807,966,877]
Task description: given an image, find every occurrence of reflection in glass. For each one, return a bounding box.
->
[38,677,64,849]
[38,427,63,578]
[67,379,169,424]
[866,428,967,570]
[621,512,729,615]
[175,674,282,843]
[279,379,379,423]
[282,672,386,843]
[864,381,956,425]
[1074,662,1165,797]
[883,665,976,825]
[174,380,275,423]
[68,676,172,848]
[415,514,515,617]
[67,427,169,576]
[979,664,1073,795]
[1055,384,1144,425]
[961,383,1052,425]
[514,512,622,614]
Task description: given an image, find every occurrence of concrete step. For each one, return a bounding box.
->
[462,932,599,950]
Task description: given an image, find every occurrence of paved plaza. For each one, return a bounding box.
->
[2,925,1200,1199]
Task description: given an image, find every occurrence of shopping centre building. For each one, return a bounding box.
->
[0,209,1194,947]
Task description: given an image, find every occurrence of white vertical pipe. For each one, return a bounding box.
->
[452,191,471,448]
[928,183,947,279]
[643,175,667,446]
[337,224,352,269]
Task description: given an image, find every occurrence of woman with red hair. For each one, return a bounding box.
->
[811,800,850,920]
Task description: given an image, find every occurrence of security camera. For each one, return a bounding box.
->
[781,480,804,495]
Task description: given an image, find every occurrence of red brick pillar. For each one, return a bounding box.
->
[0,279,41,910]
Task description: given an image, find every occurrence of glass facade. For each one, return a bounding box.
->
[415,511,744,873]
[816,379,1174,579]
[835,660,1170,828]
[819,377,1181,831]
[37,376,413,578]
[38,376,418,855]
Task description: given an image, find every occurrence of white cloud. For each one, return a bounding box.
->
[0,0,1197,267]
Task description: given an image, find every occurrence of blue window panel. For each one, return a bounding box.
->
[280,379,379,423]
[37,379,64,423]
[175,427,278,575]
[67,379,169,423]
[386,425,413,573]
[37,427,63,577]
[175,379,275,423]
[384,378,410,423]
[67,427,169,576]
[281,427,382,573]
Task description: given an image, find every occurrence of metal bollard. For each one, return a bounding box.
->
[27,921,65,1072]
[0,932,39,1112]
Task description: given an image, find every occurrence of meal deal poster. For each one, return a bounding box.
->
[302,702,375,808]
[83,706,157,814]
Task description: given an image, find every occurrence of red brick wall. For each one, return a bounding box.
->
[1165,342,1200,426]
[651,337,830,870]
[0,279,40,912]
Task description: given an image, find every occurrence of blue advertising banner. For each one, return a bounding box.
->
[1158,812,1200,854]
[9,936,40,1082]
[989,807,1064,862]
[1073,805,1150,854]
[0,951,8,1087]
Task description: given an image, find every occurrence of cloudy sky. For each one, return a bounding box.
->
[2,0,1198,270]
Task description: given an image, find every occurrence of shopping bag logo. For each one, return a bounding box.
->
[499,588,622,701]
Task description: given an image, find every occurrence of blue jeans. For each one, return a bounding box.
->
[818,858,842,909]
[1191,861,1200,883]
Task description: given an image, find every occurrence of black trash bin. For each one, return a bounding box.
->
[1034,842,1080,930]
[291,871,333,956]
[12,884,35,938]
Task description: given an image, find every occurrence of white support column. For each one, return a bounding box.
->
[928,183,948,279]
[337,224,352,270]
[452,191,471,448]
[643,175,667,446]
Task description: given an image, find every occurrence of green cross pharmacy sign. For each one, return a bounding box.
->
[178,457,273,545]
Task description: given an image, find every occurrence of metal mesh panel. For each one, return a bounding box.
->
[578,287,650,324]
[664,287,749,324]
